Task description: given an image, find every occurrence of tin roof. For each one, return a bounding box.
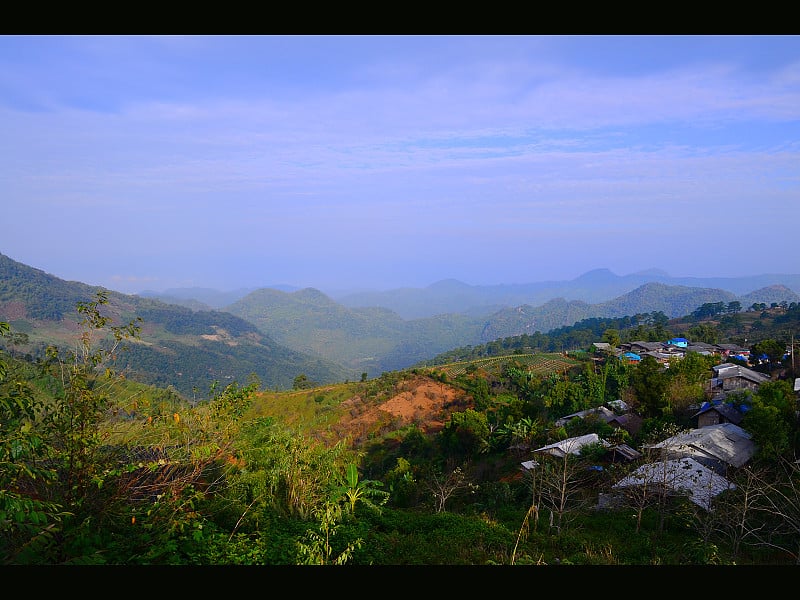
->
[534,433,610,458]
[711,363,770,384]
[693,401,745,425]
[645,423,755,469]
[612,457,734,510]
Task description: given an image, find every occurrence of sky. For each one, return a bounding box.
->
[2,35,799,296]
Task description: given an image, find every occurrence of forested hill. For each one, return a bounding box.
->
[421,299,800,367]
[477,282,799,342]
[335,268,800,319]
[224,286,485,375]
[2,251,799,397]
[0,253,351,396]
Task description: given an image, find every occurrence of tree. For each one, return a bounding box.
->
[712,463,770,561]
[295,501,363,565]
[751,339,786,372]
[687,322,719,344]
[534,445,595,533]
[743,457,800,564]
[332,462,389,517]
[630,355,670,418]
[293,373,312,389]
[602,328,621,350]
[1,292,144,564]
[542,377,588,420]
[438,409,490,457]
[612,423,685,533]
[0,323,66,564]
[666,351,716,415]
[742,381,795,459]
[423,465,477,513]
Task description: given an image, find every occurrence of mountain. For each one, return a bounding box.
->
[0,253,349,397]
[334,269,800,319]
[739,284,799,308]
[224,287,485,375]
[224,281,800,375]
[3,252,799,395]
[138,286,273,309]
[478,282,799,342]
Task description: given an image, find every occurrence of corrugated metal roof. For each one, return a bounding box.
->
[533,433,610,458]
[555,406,615,427]
[711,363,770,384]
[645,423,755,468]
[611,443,642,461]
[612,457,734,510]
[693,402,744,425]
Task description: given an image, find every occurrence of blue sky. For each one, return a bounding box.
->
[2,35,799,295]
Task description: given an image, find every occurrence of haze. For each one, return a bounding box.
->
[2,35,799,295]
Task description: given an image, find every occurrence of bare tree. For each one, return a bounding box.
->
[707,464,770,561]
[535,450,595,533]
[423,464,478,513]
[743,456,800,564]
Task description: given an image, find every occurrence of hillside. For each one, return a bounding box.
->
[478,283,798,342]
[224,287,485,376]
[335,269,800,319]
[3,252,799,397]
[0,253,350,396]
[4,270,800,566]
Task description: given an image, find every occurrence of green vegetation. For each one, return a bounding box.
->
[4,252,798,400]
[3,290,800,565]
[0,255,351,397]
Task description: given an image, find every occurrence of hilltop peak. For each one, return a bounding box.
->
[573,268,618,283]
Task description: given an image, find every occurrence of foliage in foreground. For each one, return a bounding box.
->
[2,293,800,565]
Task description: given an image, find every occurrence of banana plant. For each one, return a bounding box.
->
[334,462,389,517]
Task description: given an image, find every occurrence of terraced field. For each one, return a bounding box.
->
[424,352,582,378]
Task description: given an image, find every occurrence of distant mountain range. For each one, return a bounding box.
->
[331,269,800,319]
[2,252,799,395]
[0,253,350,396]
[141,268,800,320]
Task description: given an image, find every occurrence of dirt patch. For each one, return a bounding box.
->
[0,301,27,320]
[327,376,472,445]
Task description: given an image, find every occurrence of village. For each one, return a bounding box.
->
[521,335,798,512]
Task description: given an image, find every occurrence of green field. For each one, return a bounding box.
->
[422,352,581,378]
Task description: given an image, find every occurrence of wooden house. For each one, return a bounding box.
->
[707,362,770,399]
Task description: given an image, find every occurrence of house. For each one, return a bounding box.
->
[684,341,717,356]
[644,422,755,473]
[554,406,615,427]
[693,400,747,428]
[607,412,643,437]
[592,342,613,354]
[644,349,680,366]
[626,341,665,354]
[715,343,751,360]
[667,337,688,348]
[610,457,735,511]
[609,443,642,462]
[707,362,770,399]
[621,351,641,364]
[605,399,630,413]
[533,433,610,458]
